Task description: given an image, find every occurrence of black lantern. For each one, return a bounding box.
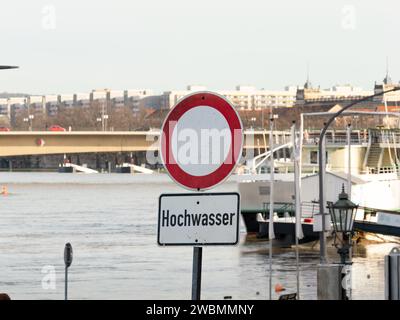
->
[64,243,73,268]
[328,184,358,236]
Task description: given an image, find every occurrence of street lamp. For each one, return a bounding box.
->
[327,184,358,300]
[250,117,256,129]
[29,114,34,131]
[97,114,109,131]
[23,114,34,131]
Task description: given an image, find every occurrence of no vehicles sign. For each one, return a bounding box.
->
[158,193,240,246]
[160,91,243,191]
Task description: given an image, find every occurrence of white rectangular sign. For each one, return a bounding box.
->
[158,192,240,246]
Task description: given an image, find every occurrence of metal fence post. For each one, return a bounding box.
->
[385,247,400,300]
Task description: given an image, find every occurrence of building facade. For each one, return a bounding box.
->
[1,76,399,125]
[0,88,157,122]
[161,85,297,110]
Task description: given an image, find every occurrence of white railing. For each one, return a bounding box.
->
[364,165,399,174]
[256,201,319,223]
[250,142,292,173]
[64,163,99,173]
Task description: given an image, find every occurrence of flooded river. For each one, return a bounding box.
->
[0,173,397,299]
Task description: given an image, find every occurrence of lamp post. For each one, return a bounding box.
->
[23,114,34,131]
[250,117,256,129]
[97,114,109,131]
[103,114,109,131]
[268,113,278,300]
[96,117,102,131]
[318,87,400,263]
[29,114,34,131]
[327,185,358,300]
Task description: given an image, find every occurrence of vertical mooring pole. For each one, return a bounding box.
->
[191,246,203,300]
[385,247,400,300]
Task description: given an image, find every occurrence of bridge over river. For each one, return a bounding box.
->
[0,130,290,157]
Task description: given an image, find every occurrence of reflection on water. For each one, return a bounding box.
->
[0,173,398,300]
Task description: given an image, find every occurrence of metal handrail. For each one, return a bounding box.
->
[260,201,318,219]
[251,142,292,172]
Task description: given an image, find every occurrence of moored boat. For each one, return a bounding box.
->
[238,125,400,244]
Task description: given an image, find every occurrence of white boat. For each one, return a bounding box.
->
[238,119,400,244]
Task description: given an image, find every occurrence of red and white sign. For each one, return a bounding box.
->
[160,92,243,190]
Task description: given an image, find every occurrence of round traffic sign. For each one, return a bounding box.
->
[160,91,243,190]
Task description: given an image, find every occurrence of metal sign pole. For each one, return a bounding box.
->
[64,243,73,301]
[269,118,275,300]
[65,266,68,301]
[191,246,203,300]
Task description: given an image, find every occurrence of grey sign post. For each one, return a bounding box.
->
[64,243,73,300]
[191,246,203,300]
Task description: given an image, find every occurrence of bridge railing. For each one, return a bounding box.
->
[303,130,368,146]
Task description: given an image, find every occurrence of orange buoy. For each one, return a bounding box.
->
[0,293,11,300]
[1,186,8,196]
[275,283,285,293]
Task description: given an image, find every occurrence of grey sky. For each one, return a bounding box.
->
[0,0,399,95]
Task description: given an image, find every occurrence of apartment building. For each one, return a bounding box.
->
[2,76,399,124]
[161,85,297,110]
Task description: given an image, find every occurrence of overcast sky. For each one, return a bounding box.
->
[0,0,399,95]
